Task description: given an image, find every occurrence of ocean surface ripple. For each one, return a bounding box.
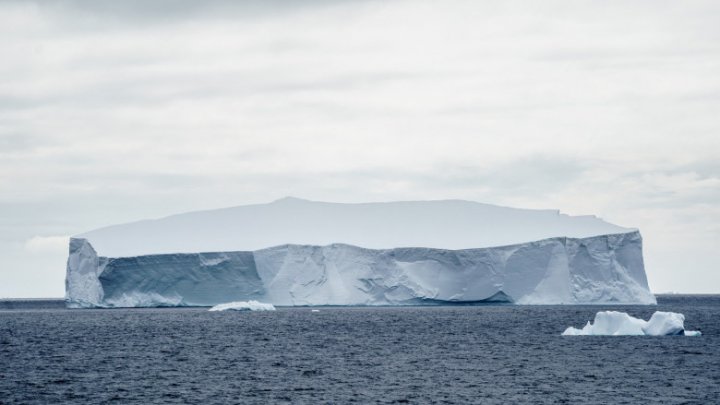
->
[1,296,718,404]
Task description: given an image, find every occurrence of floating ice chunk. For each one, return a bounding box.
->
[643,311,685,336]
[208,300,276,312]
[563,311,700,336]
[562,311,645,336]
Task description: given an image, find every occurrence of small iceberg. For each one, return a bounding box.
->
[208,300,276,312]
[563,311,701,336]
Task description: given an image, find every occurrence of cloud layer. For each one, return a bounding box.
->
[1,0,719,296]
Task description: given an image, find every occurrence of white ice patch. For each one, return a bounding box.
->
[208,300,276,312]
[563,311,701,336]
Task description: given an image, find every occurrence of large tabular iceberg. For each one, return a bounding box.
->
[65,198,656,308]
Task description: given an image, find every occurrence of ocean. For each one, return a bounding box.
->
[1,295,718,404]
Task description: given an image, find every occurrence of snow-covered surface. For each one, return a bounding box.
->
[208,301,276,312]
[76,197,633,257]
[563,311,701,336]
[65,231,656,308]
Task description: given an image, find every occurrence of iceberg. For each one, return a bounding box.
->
[208,301,276,312]
[563,311,701,336]
[65,198,656,308]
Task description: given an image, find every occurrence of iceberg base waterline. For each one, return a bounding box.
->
[65,231,656,308]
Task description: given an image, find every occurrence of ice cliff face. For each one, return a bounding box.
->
[65,231,656,308]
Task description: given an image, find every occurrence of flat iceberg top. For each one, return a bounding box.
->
[77,197,633,257]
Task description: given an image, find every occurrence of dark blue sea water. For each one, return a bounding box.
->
[1,296,718,404]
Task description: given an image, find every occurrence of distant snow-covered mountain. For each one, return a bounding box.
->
[77,197,632,257]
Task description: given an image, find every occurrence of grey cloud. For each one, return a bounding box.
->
[534,47,719,64]
[0,96,42,111]
[681,160,720,179]
[24,0,364,29]
[0,68,425,112]
[678,90,720,103]
[0,133,46,154]
[298,156,588,198]
[1,0,719,296]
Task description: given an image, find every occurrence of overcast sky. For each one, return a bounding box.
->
[1,0,719,297]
